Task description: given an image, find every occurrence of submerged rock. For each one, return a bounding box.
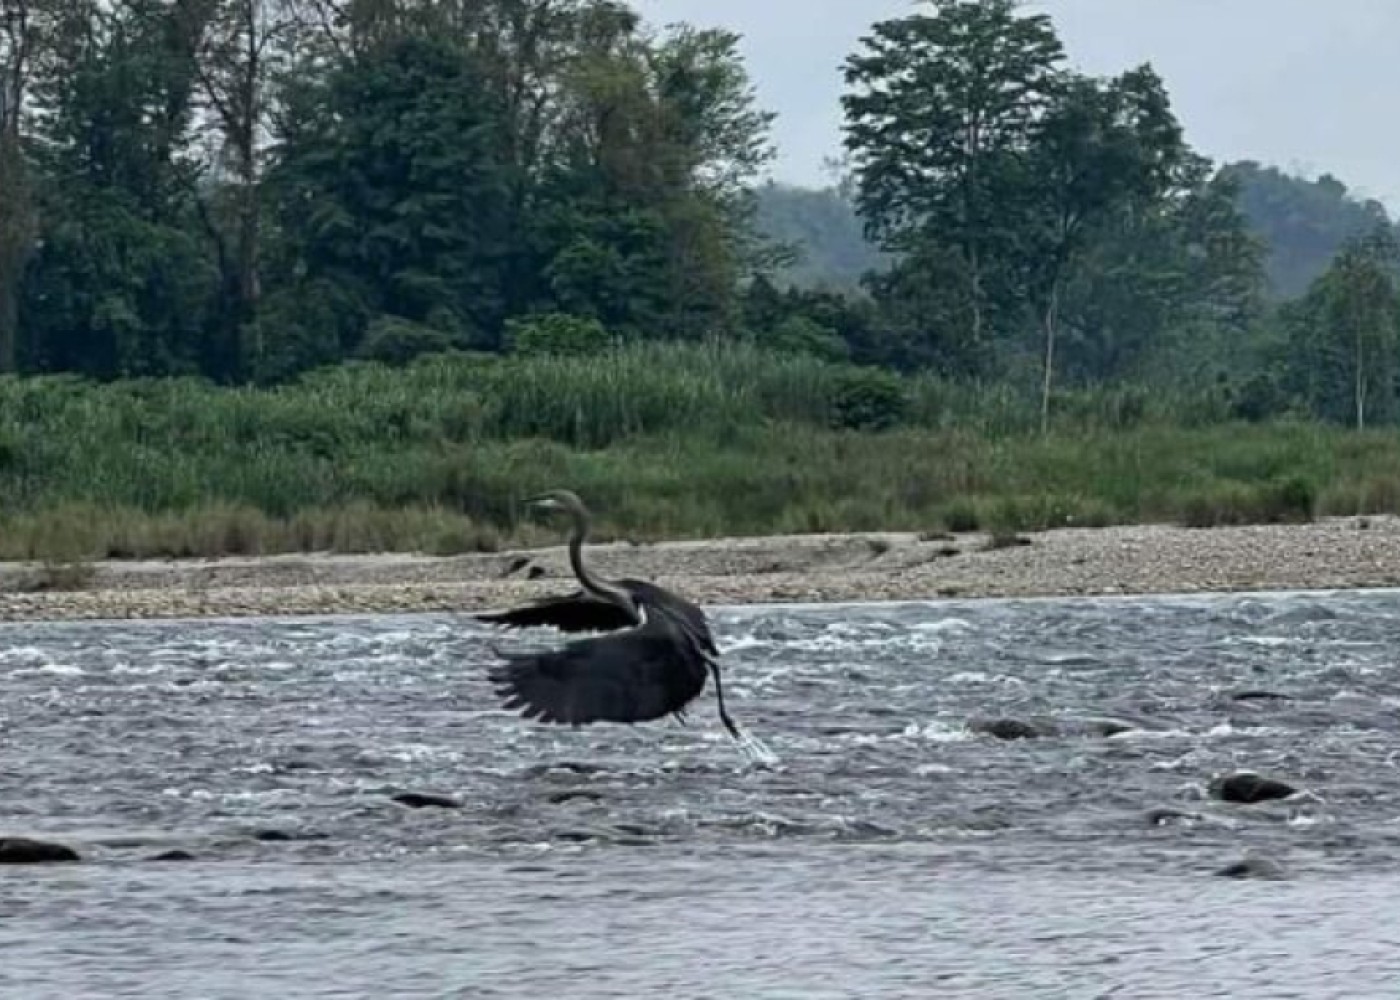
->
[1230,690,1293,703]
[1211,772,1298,804]
[147,849,195,862]
[250,828,328,842]
[0,837,80,863]
[1214,856,1287,880]
[968,718,1053,740]
[548,790,603,805]
[391,792,462,810]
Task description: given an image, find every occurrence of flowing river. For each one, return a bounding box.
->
[4,589,1400,997]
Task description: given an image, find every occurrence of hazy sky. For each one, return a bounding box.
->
[636,0,1400,210]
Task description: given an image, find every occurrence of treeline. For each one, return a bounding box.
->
[0,0,782,383]
[1,0,1398,432]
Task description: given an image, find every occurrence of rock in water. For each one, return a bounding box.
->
[1211,772,1298,804]
[1214,857,1287,880]
[391,792,462,810]
[0,837,80,863]
[1230,690,1292,703]
[147,849,195,862]
[968,717,1053,740]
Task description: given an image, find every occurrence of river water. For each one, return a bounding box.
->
[4,589,1400,997]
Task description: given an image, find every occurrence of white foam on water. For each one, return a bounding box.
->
[902,720,974,743]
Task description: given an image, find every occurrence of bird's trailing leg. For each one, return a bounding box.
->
[707,656,779,767]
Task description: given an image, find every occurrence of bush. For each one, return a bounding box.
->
[505,313,615,357]
[832,366,907,431]
[357,316,459,366]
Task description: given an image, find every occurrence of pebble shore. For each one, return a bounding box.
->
[3,516,1400,623]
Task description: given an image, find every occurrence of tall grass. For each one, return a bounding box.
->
[0,342,1393,559]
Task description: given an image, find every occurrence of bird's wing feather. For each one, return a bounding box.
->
[487,611,708,727]
[618,580,719,658]
[475,591,638,634]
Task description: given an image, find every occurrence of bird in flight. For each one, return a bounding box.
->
[477,490,775,764]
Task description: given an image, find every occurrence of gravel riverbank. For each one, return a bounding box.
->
[2,516,1399,623]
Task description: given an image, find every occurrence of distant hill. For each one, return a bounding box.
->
[1222,161,1395,299]
[752,181,888,291]
[754,164,1397,301]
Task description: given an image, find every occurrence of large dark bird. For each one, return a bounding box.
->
[478,490,772,760]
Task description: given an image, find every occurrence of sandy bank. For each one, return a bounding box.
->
[2,515,1399,623]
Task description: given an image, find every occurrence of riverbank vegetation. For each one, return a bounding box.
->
[1,0,1399,560]
[4,342,1400,561]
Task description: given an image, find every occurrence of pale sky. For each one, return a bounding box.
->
[636,0,1400,211]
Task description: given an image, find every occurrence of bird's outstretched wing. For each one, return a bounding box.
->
[475,591,638,634]
[487,615,708,727]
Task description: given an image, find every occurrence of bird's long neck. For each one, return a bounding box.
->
[567,506,635,614]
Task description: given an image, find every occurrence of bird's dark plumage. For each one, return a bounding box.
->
[476,490,742,741]
[486,600,709,727]
[476,590,638,634]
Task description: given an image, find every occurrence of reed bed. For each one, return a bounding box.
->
[0,343,1394,559]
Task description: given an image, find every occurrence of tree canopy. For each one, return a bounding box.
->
[0,0,1393,430]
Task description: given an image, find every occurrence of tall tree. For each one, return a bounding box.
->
[270,33,515,358]
[194,0,299,381]
[841,0,1064,359]
[0,0,41,371]
[21,0,217,377]
[1028,66,1188,431]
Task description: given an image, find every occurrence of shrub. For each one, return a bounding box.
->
[505,313,614,357]
[832,366,907,431]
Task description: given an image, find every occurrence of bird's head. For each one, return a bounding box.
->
[524,489,587,518]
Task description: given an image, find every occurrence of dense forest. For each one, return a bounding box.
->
[0,0,1393,414]
[2,0,1399,557]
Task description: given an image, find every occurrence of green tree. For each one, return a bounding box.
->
[0,0,41,371]
[269,34,515,360]
[1286,224,1400,429]
[1027,66,1194,430]
[841,0,1065,359]
[21,0,218,377]
[193,0,299,382]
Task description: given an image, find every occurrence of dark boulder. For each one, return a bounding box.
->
[1211,772,1298,804]
[548,790,603,805]
[148,849,196,862]
[392,792,462,810]
[968,718,1054,740]
[1230,690,1292,703]
[0,837,80,863]
[1214,857,1287,880]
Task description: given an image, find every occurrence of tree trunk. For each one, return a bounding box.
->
[1040,277,1061,435]
[0,130,34,373]
[1355,324,1366,431]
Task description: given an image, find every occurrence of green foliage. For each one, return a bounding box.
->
[271,35,514,352]
[1281,223,1400,428]
[831,367,906,430]
[505,313,616,358]
[1,344,1395,559]
[4,0,1400,492]
[357,316,460,366]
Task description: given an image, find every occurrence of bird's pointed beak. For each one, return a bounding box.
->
[525,493,556,511]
